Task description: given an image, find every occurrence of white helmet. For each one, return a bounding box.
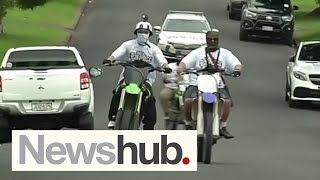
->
[134,21,153,37]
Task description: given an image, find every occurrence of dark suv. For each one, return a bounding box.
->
[239,0,299,45]
[227,0,247,20]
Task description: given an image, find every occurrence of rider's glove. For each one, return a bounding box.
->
[103,59,113,66]
[161,63,173,73]
[232,70,241,77]
[163,67,172,73]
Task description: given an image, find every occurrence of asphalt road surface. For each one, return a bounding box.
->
[1,0,320,179]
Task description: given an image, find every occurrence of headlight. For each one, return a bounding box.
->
[244,10,257,18]
[282,15,293,22]
[293,71,307,81]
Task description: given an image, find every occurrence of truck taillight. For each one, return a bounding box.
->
[80,72,90,90]
[0,76,2,92]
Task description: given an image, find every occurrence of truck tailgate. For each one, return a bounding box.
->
[1,69,82,101]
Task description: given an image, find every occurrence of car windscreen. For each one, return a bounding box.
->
[299,43,320,61]
[251,0,291,11]
[163,19,210,33]
[6,49,80,68]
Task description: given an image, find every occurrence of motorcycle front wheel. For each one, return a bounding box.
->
[115,94,138,130]
[202,102,214,164]
[165,119,178,130]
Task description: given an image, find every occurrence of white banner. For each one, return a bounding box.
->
[12,130,197,171]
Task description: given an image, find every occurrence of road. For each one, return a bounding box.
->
[1,0,320,179]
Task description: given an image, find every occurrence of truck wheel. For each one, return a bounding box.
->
[228,5,235,19]
[239,27,248,41]
[239,28,248,41]
[284,35,294,46]
[229,12,235,19]
[0,116,11,144]
[285,78,289,102]
[78,112,94,130]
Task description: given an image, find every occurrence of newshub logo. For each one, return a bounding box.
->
[12,130,197,171]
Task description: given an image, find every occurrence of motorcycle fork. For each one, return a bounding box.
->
[217,98,223,120]
[174,91,183,108]
[118,88,127,110]
[135,91,144,114]
[212,95,220,136]
[118,84,143,112]
[178,93,184,107]
[197,91,204,135]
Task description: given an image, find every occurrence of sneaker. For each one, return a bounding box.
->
[108,116,115,130]
[220,127,234,139]
[184,120,193,130]
[107,121,115,130]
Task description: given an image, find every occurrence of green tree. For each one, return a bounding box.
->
[311,0,320,16]
[0,0,14,34]
[0,0,51,34]
[15,0,51,10]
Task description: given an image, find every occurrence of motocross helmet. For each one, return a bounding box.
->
[134,14,153,37]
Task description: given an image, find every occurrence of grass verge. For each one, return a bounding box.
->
[0,0,87,60]
[292,0,320,42]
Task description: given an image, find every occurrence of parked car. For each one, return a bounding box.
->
[285,41,320,107]
[239,0,299,45]
[0,46,102,143]
[154,10,212,62]
[227,0,247,20]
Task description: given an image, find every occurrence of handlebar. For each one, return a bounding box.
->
[183,68,239,77]
[104,61,172,74]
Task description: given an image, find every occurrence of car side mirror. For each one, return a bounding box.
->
[289,56,295,62]
[154,26,161,35]
[293,5,299,11]
[211,28,220,32]
[89,67,102,77]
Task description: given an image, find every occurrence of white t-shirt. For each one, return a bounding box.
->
[111,39,168,85]
[181,46,241,87]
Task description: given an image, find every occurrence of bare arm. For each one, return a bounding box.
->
[177,61,187,74]
[177,49,197,74]
[234,64,242,71]
[224,50,243,76]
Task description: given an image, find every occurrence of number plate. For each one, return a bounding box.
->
[262,26,273,31]
[31,103,52,111]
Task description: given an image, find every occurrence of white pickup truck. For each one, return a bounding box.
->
[0,46,102,143]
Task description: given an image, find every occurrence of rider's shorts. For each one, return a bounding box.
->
[183,85,232,100]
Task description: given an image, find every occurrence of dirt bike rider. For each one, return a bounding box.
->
[102,14,172,130]
[177,29,242,139]
[159,61,189,123]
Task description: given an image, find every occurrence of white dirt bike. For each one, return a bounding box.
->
[185,67,236,164]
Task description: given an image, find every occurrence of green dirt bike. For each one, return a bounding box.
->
[108,60,171,130]
[163,73,189,130]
